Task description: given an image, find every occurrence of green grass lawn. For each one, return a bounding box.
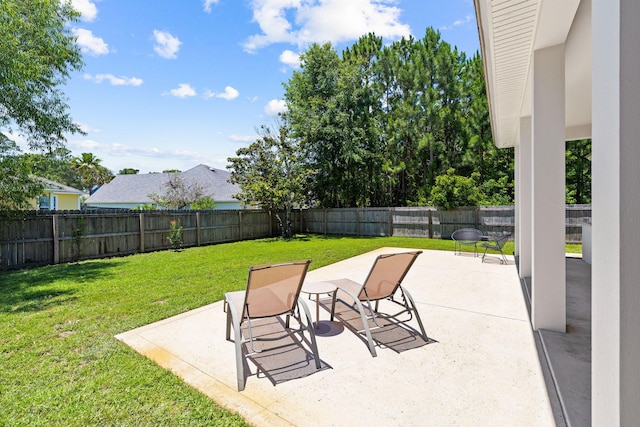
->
[0,234,581,426]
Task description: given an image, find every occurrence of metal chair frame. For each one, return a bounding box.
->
[225,260,320,391]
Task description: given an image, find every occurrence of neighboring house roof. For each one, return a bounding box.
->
[37,177,86,195]
[181,164,239,202]
[85,164,240,205]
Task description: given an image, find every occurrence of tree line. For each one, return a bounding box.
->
[229,29,592,236]
[230,29,515,216]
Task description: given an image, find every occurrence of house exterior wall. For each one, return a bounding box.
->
[57,194,81,210]
[34,192,81,210]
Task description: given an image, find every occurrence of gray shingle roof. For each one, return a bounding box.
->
[85,165,239,204]
[181,164,239,201]
[37,177,86,195]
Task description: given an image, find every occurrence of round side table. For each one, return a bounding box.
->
[300,281,337,335]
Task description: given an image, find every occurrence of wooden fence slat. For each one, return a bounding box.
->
[52,215,59,264]
[0,205,591,270]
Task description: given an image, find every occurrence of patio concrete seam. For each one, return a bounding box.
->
[420,302,530,323]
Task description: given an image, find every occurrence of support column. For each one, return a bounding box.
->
[592,0,640,423]
[531,45,566,332]
[517,116,532,279]
[514,146,519,254]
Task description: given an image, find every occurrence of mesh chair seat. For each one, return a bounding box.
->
[224,260,320,391]
[328,251,427,357]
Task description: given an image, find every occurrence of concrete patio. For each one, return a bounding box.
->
[116,248,560,426]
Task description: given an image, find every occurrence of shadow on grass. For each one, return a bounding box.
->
[0,260,123,314]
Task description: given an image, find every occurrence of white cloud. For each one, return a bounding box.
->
[153,30,182,59]
[279,50,300,68]
[72,28,109,56]
[84,73,143,86]
[204,86,240,100]
[68,139,102,150]
[5,131,28,150]
[70,0,98,22]
[243,0,411,52]
[67,139,228,173]
[166,83,197,98]
[229,134,257,142]
[218,86,240,100]
[440,14,473,31]
[264,99,287,117]
[203,0,219,13]
[76,122,100,134]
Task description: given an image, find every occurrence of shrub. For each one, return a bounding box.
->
[167,220,183,251]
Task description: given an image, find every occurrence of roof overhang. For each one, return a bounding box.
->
[474,0,592,148]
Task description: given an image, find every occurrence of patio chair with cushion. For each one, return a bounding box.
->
[225,260,321,391]
[480,232,512,264]
[328,251,427,357]
[451,228,484,256]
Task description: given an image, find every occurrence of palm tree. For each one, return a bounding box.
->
[71,153,113,194]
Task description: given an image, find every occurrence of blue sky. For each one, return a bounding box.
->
[54,0,480,174]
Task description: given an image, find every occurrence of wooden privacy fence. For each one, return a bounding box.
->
[299,205,591,242]
[0,210,273,270]
[0,205,590,270]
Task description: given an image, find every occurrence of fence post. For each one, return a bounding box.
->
[196,212,201,246]
[139,213,145,253]
[475,207,480,229]
[52,214,59,264]
[299,209,304,234]
[239,210,243,240]
[356,208,360,236]
[388,208,393,236]
[428,209,433,238]
[324,209,328,235]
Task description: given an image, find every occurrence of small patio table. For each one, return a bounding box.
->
[301,281,337,335]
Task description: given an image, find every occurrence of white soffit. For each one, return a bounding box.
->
[535,0,581,50]
[483,0,539,148]
[476,0,582,148]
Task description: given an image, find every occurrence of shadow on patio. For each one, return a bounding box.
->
[522,257,592,427]
[116,248,557,426]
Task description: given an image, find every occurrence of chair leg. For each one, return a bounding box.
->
[332,287,377,356]
[330,290,338,321]
[297,299,321,368]
[234,331,246,390]
[400,287,428,341]
[225,298,246,391]
[352,298,378,357]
